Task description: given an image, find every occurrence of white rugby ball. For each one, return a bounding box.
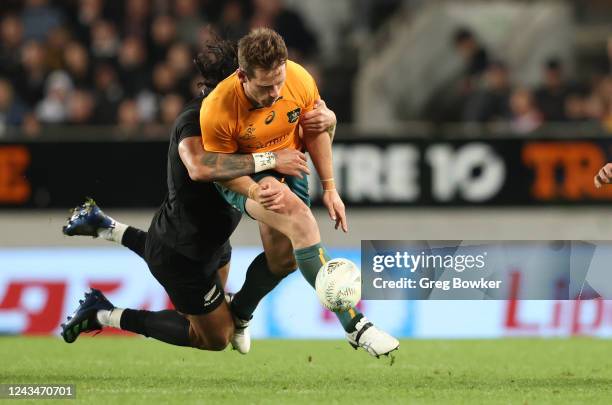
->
[315,258,361,312]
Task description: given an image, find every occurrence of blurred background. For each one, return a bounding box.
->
[2,0,612,340]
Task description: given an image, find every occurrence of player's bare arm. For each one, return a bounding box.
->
[299,98,344,231]
[179,137,309,182]
[594,163,612,188]
[300,99,337,141]
[302,129,348,233]
[300,102,344,230]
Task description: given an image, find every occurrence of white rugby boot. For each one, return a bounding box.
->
[225,293,251,354]
[346,316,399,358]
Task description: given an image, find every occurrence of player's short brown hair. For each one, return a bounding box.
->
[238,28,288,78]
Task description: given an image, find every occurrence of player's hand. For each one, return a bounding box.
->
[255,177,286,212]
[595,163,612,188]
[322,189,348,233]
[300,99,336,135]
[274,149,310,178]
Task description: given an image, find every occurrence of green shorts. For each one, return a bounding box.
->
[214,170,310,218]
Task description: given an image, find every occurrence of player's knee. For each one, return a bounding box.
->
[188,331,206,350]
[288,202,317,235]
[204,331,231,351]
[282,192,306,215]
[188,320,232,351]
[189,329,231,351]
[283,195,310,219]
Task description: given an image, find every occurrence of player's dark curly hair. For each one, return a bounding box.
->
[193,34,238,93]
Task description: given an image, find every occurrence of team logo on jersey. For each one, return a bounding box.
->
[265,111,275,125]
[287,108,301,123]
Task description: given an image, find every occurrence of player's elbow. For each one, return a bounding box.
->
[187,166,214,182]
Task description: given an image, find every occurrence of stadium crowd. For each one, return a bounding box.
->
[430,27,612,134]
[2,0,612,138]
[0,0,319,138]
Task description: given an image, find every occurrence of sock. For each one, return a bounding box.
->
[120,226,147,259]
[294,243,364,332]
[118,309,191,347]
[294,243,328,287]
[98,220,128,243]
[232,252,285,321]
[96,308,124,328]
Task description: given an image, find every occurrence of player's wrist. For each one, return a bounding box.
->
[247,183,260,200]
[253,152,276,173]
[321,178,336,191]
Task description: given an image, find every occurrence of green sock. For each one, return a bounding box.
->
[294,243,364,332]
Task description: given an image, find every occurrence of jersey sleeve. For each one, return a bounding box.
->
[293,61,321,112]
[176,110,201,143]
[199,99,238,153]
[304,74,320,112]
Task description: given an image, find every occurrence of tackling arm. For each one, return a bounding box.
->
[179,137,308,182]
[179,137,256,182]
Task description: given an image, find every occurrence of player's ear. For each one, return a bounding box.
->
[237,68,248,83]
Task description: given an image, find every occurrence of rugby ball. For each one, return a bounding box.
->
[315,258,361,312]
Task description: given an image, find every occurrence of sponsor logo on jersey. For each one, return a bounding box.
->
[287,108,301,123]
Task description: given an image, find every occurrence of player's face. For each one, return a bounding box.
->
[241,63,286,108]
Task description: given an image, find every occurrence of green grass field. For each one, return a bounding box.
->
[1,337,611,404]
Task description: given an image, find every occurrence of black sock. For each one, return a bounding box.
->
[232,252,285,321]
[120,309,190,347]
[121,226,147,259]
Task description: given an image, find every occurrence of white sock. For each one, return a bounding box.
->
[97,221,128,244]
[96,308,124,328]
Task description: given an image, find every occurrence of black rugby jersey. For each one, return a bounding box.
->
[150,95,242,260]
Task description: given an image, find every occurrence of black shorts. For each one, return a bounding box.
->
[143,229,231,315]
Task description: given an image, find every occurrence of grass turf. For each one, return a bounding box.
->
[1,337,611,404]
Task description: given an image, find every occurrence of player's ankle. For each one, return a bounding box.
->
[96,308,123,328]
[344,313,364,333]
[230,301,252,325]
[98,221,128,243]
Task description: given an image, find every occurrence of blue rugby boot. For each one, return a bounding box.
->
[61,289,114,343]
[62,198,114,237]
